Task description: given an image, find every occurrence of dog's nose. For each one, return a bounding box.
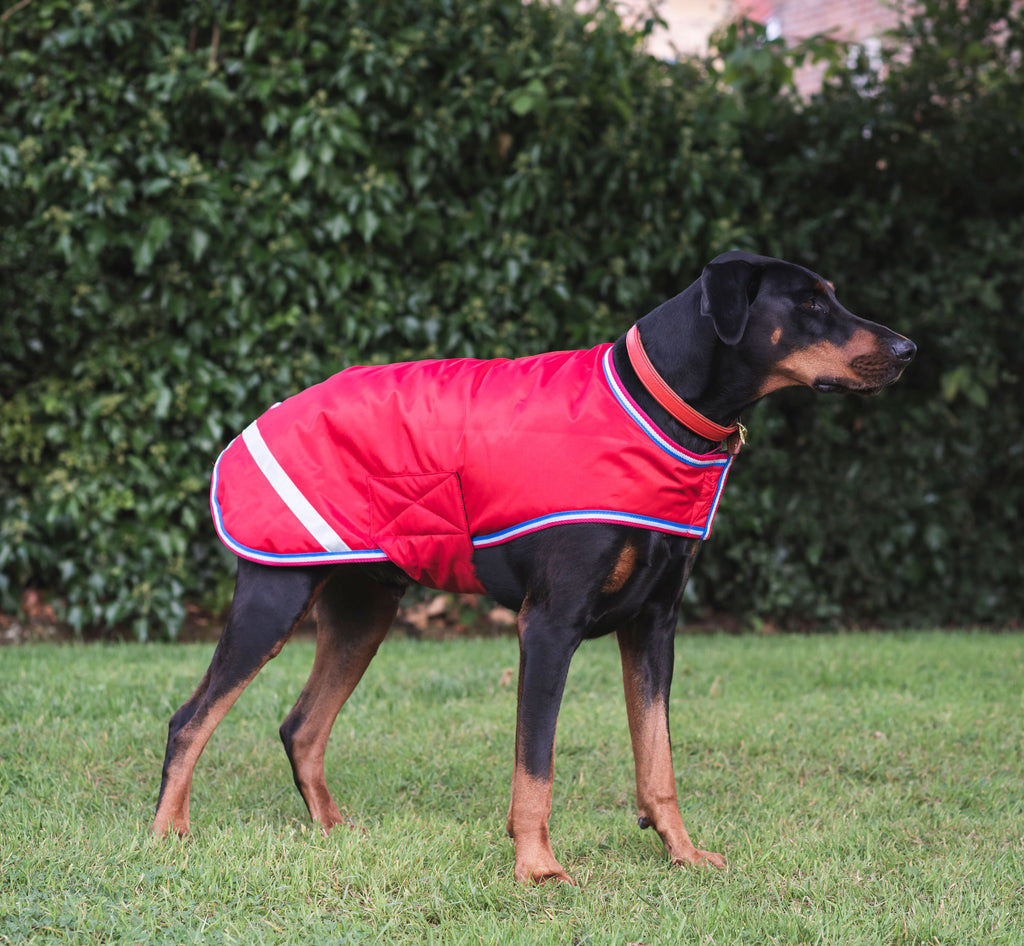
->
[890,337,916,363]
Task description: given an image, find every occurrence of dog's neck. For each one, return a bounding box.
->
[611,281,756,453]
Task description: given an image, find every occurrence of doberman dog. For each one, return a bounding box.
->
[152,251,915,884]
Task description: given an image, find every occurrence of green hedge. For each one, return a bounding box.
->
[1,0,1020,638]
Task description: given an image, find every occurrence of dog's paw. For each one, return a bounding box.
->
[670,847,727,870]
[317,812,363,835]
[518,865,577,886]
[514,853,576,886]
[150,817,190,839]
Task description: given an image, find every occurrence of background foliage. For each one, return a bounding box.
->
[1,0,1020,638]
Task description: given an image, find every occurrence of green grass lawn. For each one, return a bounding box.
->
[0,631,1021,944]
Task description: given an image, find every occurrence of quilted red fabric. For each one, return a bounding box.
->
[211,344,733,593]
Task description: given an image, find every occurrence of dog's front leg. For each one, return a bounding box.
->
[506,605,582,884]
[617,612,727,869]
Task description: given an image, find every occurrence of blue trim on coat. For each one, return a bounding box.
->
[600,348,730,469]
[472,509,709,547]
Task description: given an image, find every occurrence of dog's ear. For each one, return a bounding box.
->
[699,258,762,345]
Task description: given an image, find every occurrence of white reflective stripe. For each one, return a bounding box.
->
[241,420,351,553]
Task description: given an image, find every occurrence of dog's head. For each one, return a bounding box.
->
[700,251,916,397]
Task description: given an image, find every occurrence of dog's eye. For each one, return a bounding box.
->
[801,299,825,313]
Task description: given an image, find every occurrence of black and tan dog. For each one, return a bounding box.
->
[152,251,915,884]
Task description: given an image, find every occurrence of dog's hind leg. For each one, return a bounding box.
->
[152,560,329,837]
[279,568,403,831]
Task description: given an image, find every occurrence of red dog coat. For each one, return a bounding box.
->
[211,345,733,593]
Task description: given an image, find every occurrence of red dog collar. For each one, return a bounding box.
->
[626,324,744,452]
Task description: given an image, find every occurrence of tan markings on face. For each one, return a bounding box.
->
[601,541,637,594]
[759,328,883,395]
[770,326,782,346]
[815,279,836,294]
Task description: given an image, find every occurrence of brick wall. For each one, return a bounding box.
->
[617,0,733,57]
[619,0,901,84]
[745,0,901,93]
[767,0,900,42]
